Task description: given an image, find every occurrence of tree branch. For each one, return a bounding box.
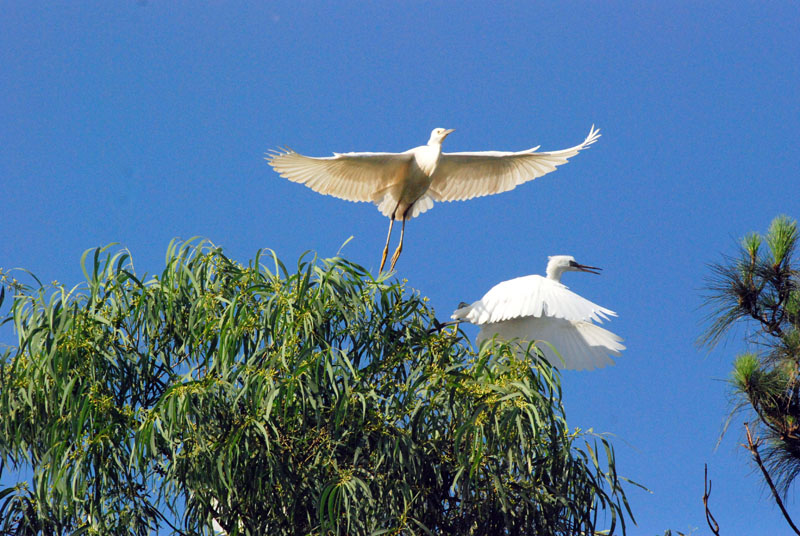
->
[744,422,800,535]
[703,464,720,536]
[427,319,463,334]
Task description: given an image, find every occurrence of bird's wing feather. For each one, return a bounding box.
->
[429,126,600,201]
[267,150,412,202]
[477,316,623,371]
[452,274,616,324]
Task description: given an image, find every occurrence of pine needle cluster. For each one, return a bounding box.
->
[702,215,800,494]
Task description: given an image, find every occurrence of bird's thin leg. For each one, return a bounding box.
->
[389,217,406,271]
[379,217,396,273]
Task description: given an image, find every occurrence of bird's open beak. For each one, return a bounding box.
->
[574,262,602,275]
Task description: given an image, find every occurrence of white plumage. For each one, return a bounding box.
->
[267,126,600,271]
[452,255,624,371]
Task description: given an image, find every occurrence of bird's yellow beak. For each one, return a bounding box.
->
[443,128,455,138]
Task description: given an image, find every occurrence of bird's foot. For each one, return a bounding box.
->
[379,247,389,273]
[389,247,402,272]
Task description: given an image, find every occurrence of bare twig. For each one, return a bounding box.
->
[744,423,800,536]
[703,464,721,536]
[427,319,463,334]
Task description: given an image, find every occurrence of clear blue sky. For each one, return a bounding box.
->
[2,2,800,533]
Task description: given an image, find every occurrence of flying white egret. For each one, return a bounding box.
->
[451,255,624,371]
[267,126,600,272]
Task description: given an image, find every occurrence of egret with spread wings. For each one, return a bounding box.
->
[452,255,624,371]
[267,127,600,272]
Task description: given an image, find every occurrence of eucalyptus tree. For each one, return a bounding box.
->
[1,240,634,535]
[701,215,800,531]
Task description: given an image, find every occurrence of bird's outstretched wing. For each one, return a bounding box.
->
[477,316,623,371]
[429,125,600,201]
[267,150,412,202]
[451,274,616,325]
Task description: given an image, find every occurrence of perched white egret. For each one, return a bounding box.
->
[267,126,600,272]
[451,255,624,371]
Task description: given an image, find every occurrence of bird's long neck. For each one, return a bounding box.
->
[426,139,444,153]
[415,141,443,176]
[546,264,565,282]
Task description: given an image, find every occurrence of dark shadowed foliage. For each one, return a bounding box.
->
[1,240,634,535]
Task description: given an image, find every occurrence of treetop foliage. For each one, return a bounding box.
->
[1,239,633,535]
[701,214,799,348]
[702,215,800,496]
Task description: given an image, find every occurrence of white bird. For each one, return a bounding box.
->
[267,126,600,272]
[451,255,624,371]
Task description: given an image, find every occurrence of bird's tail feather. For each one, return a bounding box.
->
[373,192,437,220]
[451,302,472,320]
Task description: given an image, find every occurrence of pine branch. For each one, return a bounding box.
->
[744,423,800,535]
[703,464,720,536]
